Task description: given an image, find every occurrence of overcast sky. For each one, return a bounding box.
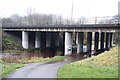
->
[0,0,119,19]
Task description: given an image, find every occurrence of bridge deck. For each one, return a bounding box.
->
[2,24,120,32]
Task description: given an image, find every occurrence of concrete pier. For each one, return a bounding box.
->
[76,32,78,44]
[94,32,99,51]
[100,32,105,52]
[109,33,113,47]
[55,32,59,47]
[77,32,84,54]
[105,33,110,50]
[41,32,46,47]
[65,32,73,56]
[87,32,92,52]
[22,31,29,49]
[35,32,41,48]
[46,32,51,47]
[51,32,56,47]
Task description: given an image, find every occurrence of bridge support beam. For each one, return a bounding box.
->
[87,32,92,52]
[109,33,113,47]
[22,31,29,49]
[46,32,51,47]
[100,32,105,52]
[94,32,99,52]
[35,32,41,48]
[65,32,73,56]
[105,33,110,50]
[77,32,84,54]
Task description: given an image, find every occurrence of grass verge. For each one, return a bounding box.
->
[18,56,66,64]
[2,56,67,64]
[1,56,66,78]
[0,59,24,78]
[57,47,118,78]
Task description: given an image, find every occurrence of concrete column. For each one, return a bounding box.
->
[87,32,92,52]
[76,32,78,44]
[46,32,51,47]
[55,32,59,47]
[41,32,46,47]
[100,32,105,51]
[35,32,41,48]
[51,32,56,47]
[22,31,29,49]
[109,33,113,47]
[105,33,110,50]
[65,32,73,56]
[94,32,99,51]
[59,33,63,46]
[77,32,84,54]
[62,32,65,56]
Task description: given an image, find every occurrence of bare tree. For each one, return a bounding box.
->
[99,15,118,24]
[2,18,13,27]
[78,17,88,24]
[10,14,22,26]
[25,8,36,26]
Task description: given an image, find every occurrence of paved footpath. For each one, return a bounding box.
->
[3,54,85,78]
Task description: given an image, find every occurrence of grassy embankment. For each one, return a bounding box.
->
[57,47,118,78]
[0,59,24,78]
[2,32,23,53]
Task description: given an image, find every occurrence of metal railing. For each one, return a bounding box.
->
[73,16,119,25]
[1,16,120,27]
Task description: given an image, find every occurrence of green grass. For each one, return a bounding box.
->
[57,47,118,78]
[21,56,66,64]
[0,60,24,78]
[0,56,66,78]
[2,56,67,64]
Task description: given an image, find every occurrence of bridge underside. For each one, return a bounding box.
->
[3,24,119,56]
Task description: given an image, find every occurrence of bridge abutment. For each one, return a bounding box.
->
[22,31,29,49]
[65,32,73,56]
[77,32,84,54]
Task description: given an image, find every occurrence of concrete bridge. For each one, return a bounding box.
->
[3,23,120,56]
